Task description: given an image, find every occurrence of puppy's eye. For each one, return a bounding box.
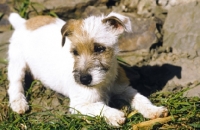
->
[94,45,106,53]
[73,49,79,56]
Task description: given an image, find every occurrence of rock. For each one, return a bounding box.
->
[114,0,167,21]
[118,15,159,52]
[157,0,199,10]
[31,0,89,10]
[82,5,111,18]
[163,2,200,55]
[184,85,200,97]
[30,0,92,18]
[2,0,109,20]
[29,0,109,20]
[119,0,199,14]
[0,1,11,32]
[0,31,12,68]
[115,0,156,17]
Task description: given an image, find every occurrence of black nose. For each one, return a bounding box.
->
[80,74,92,85]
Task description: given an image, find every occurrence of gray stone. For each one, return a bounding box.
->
[157,0,199,10]
[118,15,158,52]
[114,0,167,22]
[31,0,87,10]
[163,2,200,55]
[0,1,11,32]
[82,5,111,18]
[184,85,200,97]
[116,0,157,17]
[29,0,109,20]
[0,31,12,68]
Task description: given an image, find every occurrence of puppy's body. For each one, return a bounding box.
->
[8,13,167,126]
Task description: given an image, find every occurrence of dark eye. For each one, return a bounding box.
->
[72,49,79,56]
[94,45,106,53]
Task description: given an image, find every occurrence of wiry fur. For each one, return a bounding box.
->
[8,12,168,127]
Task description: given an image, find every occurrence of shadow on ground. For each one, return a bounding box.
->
[122,63,182,96]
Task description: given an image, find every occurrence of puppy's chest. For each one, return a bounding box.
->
[98,88,113,105]
[84,88,110,104]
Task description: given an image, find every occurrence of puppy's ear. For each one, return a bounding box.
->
[61,19,77,47]
[102,12,132,34]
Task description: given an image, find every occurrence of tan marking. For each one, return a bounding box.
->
[61,19,84,46]
[62,19,95,57]
[116,66,130,86]
[26,15,56,30]
[61,19,83,37]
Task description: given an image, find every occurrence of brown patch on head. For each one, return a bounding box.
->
[61,19,84,46]
[26,15,56,30]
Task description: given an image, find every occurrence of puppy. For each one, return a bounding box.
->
[8,12,168,126]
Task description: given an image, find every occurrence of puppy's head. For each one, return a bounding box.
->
[61,12,132,87]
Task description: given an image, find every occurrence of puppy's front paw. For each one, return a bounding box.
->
[143,106,168,119]
[10,94,29,114]
[103,108,126,127]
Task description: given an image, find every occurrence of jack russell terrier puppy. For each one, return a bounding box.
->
[8,12,168,126]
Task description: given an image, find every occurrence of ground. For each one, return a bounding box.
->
[0,66,200,129]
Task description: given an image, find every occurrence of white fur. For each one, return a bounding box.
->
[8,12,167,127]
[83,16,118,47]
[83,12,132,47]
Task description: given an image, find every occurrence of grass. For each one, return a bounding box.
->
[11,0,40,19]
[11,0,57,19]
[0,66,200,130]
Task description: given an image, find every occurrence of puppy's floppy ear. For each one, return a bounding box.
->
[61,19,77,47]
[102,12,132,34]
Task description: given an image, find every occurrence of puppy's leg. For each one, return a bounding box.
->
[114,66,168,119]
[118,87,168,119]
[133,92,168,119]
[69,100,125,127]
[7,48,29,114]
